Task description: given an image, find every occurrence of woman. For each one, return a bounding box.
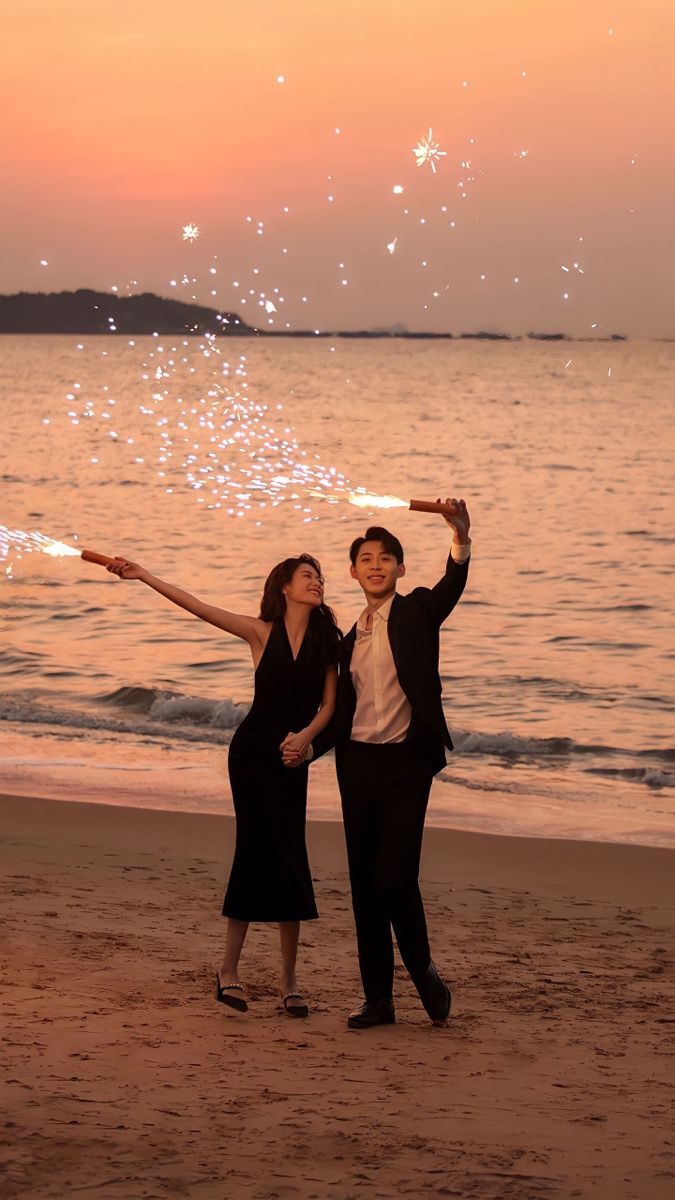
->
[107,552,341,1018]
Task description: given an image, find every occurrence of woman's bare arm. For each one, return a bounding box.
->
[106,557,267,645]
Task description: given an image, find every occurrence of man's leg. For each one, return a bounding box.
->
[340,743,395,1002]
[372,751,433,984]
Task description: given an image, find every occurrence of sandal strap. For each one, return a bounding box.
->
[220,982,244,992]
[283,992,305,1002]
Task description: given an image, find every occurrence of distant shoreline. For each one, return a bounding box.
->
[0,289,634,341]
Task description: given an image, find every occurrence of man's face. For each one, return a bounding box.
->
[350,540,405,599]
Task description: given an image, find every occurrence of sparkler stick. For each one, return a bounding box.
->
[408,498,460,516]
[80,549,116,567]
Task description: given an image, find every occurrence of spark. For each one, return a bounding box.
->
[387,238,398,254]
[412,129,447,174]
[1,525,81,576]
[182,223,200,242]
[276,75,285,83]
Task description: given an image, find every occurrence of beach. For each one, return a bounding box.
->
[1,792,673,1200]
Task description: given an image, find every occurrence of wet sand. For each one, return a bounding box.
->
[1,792,673,1200]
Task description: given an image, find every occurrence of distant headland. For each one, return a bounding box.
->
[0,290,629,341]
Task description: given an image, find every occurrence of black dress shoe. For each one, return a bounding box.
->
[415,962,451,1024]
[347,999,396,1029]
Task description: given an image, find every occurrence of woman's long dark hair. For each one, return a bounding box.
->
[259,553,342,667]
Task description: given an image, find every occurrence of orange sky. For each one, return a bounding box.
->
[2,0,674,334]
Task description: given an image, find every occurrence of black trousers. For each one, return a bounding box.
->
[339,740,434,1002]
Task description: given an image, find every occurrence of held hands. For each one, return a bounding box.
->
[106,557,148,581]
[280,730,311,769]
[438,497,471,544]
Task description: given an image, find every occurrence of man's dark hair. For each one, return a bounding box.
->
[349,526,404,566]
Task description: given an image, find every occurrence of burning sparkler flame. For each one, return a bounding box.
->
[41,539,81,558]
[347,491,408,510]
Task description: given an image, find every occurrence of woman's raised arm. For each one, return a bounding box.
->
[106,557,266,644]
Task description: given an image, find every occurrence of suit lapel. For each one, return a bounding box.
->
[386,592,402,667]
[342,623,357,666]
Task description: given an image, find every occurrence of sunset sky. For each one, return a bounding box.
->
[2,0,674,335]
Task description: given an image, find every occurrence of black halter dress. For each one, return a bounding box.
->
[222,618,324,922]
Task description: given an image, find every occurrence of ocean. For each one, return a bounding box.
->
[2,334,674,846]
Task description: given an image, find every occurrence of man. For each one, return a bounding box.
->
[286,497,471,1028]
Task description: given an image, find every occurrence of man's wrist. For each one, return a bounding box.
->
[450,537,472,564]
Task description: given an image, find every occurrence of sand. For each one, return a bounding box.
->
[1,793,673,1200]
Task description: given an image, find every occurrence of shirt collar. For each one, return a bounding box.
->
[356,593,396,634]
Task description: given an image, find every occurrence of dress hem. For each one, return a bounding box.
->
[221,910,319,923]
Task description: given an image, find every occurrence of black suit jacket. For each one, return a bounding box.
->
[314,552,469,776]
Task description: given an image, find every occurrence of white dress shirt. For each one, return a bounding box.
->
[350,540,471,745]
[350,593,411,743]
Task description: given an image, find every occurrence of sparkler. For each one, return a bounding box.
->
[412,129,447,173]
[0,526,115,576]
[2,494,456,578]
[346,495,460,517]
[0,525,136,580]
[2,498,459,580]
[1,526,81,573]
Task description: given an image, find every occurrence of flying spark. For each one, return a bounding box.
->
[182,223,200,242]
[412,129,447,174]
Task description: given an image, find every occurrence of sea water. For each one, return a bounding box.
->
[1,335,674,845]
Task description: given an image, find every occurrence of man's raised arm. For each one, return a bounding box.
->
[425,496,472,625]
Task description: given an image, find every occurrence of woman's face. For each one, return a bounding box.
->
[283,562,324,608]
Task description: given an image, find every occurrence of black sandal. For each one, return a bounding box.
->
[215,973,248,1012]
[282,991,309,1018]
